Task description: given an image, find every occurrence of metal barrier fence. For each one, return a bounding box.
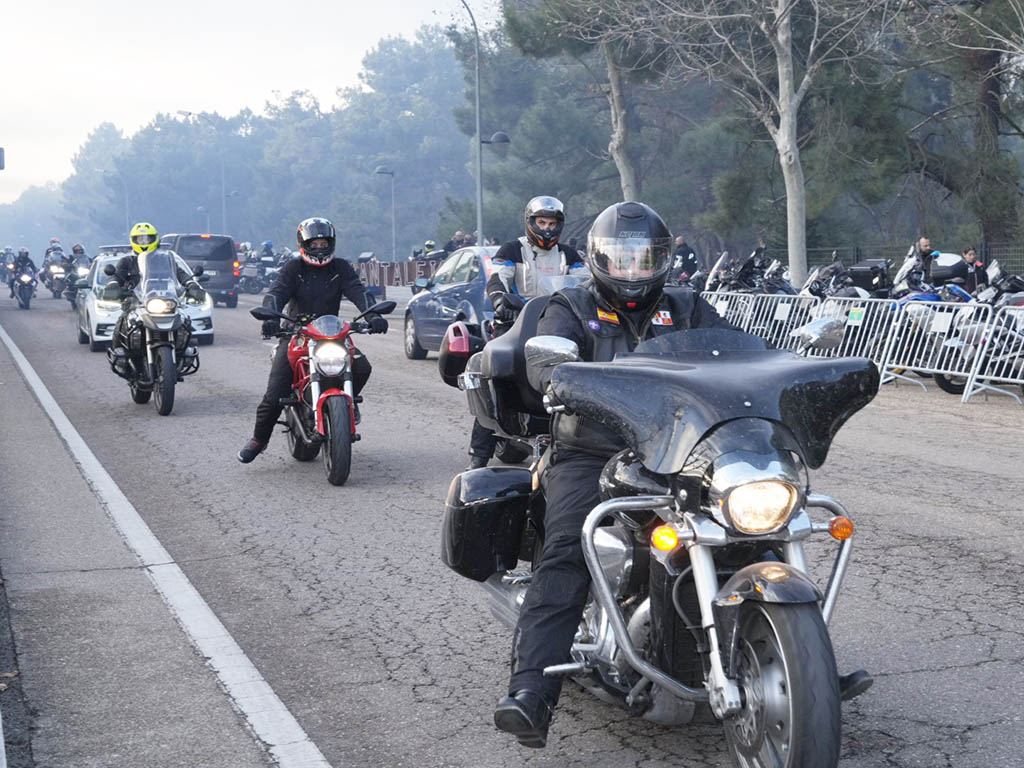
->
[701,289,1023,405]
[806,296,901,365]
[881,302,994,390]
[961,306,1024,404]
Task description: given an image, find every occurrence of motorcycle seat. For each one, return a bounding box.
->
[481,296,550,417]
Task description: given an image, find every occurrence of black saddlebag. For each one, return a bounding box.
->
[442,467,532,582]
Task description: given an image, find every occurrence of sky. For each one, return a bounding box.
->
[0,0,499,204]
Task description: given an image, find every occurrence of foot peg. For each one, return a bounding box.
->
[542,662,590,678]
[353,395,363,403]
[352,433,361,442]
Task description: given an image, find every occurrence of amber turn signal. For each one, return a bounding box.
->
[829,516,854,541]
[651,525,680,552]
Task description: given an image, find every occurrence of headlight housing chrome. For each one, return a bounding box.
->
[313,342,348,376]
[145,297,177,314]
[706,451,806,535]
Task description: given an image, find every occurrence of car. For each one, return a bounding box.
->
[75,254,215,351]
[403,246,498,359]
[159,233,239,308]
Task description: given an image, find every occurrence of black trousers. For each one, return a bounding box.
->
[508,450,606,703]
[252,340,371,444]
[469,419,498,458]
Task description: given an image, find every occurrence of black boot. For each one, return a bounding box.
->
[839,669,873,701]
[494,690,553,748]
[467,454,489,470]
[237,438,267,464]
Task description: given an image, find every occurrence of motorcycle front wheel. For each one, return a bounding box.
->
[723,602,840,768]
[933,372,967,395]
[153,346,176,416]
[323,397,353,486]
[17,285,31,309]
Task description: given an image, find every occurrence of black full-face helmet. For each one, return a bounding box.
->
[586,201,672,313]
[296,217,336,266]
[524,196,565,250]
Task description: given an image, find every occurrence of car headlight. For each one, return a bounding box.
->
[145,297,177,314]
[313,342,348,376]
[725,481,799,534]
[19,274,32,283]
[97,299,122,311]
[77,267,89,276]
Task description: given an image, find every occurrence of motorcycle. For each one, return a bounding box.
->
[249,300,396,486]
[239,257,266,294]
[704,250,795,295]
[42,260,67,299]
[441,305,875,768]
[63,254,93,310]
[102,252,205,416]
[12,263,37,309]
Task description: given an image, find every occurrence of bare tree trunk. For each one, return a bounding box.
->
[771,1,808,286]
[602,42,640,200]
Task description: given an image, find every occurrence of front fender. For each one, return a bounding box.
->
[315,389,352,436]
[712,561,822,678]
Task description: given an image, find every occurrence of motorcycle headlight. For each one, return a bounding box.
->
[724,481,799,534]
[49,265,61,273]
[77,266,89,276]
[145,297,177,314]
[313,342,348,376]
[19,274,32,283]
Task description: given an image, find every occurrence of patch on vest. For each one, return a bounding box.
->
[587,319,601,331]
[597,308,619,324]
[652,310,673,326]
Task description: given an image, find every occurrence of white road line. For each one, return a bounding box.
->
[0,322,331,768]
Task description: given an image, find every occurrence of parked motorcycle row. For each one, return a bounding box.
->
[238,248,293,294]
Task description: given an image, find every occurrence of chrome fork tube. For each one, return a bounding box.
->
[687,544,742,716]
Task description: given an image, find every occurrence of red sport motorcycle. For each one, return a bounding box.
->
[251,300,395,485]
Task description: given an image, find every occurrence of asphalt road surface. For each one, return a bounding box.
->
[0,288,1022,768]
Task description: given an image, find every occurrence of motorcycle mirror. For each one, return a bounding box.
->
[790,318,845,354]
[250,306,287,322]
[103,263,117,276]
[197,274,211,284]
[525,335,581,392]
[192,265,204,276]
[74,279,89,290]
[355,300,397,320]
[414,277,431,290]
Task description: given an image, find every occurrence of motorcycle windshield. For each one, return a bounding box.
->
[892,255,918,287]
[537,274,588,296]
[137,251,180,299]
[308,315,344,337]
[547,328,879,474]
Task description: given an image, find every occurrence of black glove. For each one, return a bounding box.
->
[185,281,206,302]
[102,281,123,301]
[261,319,281,337]
[493,292,525,323]
[367,313,389,334]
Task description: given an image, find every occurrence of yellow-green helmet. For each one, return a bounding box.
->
[130,222,159,255]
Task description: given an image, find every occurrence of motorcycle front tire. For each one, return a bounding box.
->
[323,397,353,486]
[723,602,840,768]
[933,372,967,395]
[18,285,31,309]
[153,346,176,416]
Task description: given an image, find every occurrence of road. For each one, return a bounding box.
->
[0,288,1022,768]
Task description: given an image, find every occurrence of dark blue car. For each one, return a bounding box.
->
[403,246,498,359]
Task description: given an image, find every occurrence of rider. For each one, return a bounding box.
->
[8,248,36,298]
[942,246,988,293]
[492,201,873,749]
[467,196,587,469]
[237,217,389,463]
[107,223,204,357]
[259,241,275,260]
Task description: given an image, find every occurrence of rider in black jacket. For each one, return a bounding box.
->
[8,248,37,297]
[238,217,388,463]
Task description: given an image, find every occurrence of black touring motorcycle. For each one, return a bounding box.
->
[439,298,878,768]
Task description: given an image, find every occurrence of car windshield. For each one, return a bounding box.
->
[174,236,235,260]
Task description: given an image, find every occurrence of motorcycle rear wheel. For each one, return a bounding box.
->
[287,409,321,461]
[153,346,176,416]
[933,372,967,395]
[723,602,840,768]
[131,383,151,404]
[323,398,353,486]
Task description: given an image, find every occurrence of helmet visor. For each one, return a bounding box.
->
[589,237,671,282]
[132,234,156,246]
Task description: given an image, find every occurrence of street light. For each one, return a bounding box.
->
[95,167,129,240]
[178,110,227,235]
[374,165,396,261]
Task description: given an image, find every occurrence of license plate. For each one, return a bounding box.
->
[204,269,217,275]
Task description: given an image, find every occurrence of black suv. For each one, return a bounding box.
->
[159,233,239,307]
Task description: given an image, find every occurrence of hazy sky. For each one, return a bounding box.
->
[1,0,499,204]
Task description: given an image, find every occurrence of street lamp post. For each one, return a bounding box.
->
[195,206,210,232]
[178,110,227,234]
[374,166,396,261]
[96,167,129,240]
[460,0,484,246]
